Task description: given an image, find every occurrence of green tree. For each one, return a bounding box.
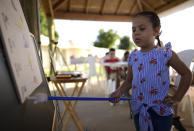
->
[118,36,136,50]
[40,8,59,40]
[93,29,120,48]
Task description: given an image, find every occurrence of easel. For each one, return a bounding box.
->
[49,40,70,74]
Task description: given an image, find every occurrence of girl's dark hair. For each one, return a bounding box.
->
[134,11,162,47]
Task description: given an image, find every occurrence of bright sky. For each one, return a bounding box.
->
[54,3,194,53]
[54,20,132,48]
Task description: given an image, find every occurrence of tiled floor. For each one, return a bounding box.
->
[50,80,194,131]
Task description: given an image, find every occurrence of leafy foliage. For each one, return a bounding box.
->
[93,29,120,48]
[118,36,136,50]
[39,8,59,40]
[40,8,48,36]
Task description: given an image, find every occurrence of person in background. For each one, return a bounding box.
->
[122,51,130,73]
[101,52,109,62]
[109,11,192,131]
[122,51,130,62]
[104,48,122,89]
[122,51,131,100]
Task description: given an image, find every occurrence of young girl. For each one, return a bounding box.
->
[109,11,192,131]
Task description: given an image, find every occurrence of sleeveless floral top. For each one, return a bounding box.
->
[128,42,173,131]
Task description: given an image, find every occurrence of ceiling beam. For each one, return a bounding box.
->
[85,0,89,13]
[100,0,106,14]
[128,0,136,15]
[54,12,132,22]
[48,0,54,18]
[68,0,71,12]
[156,0,186,13]
[40,0,54,18]
[115,0,123,15]
[160,0,167,4]
[137,0,143,12]
[53,0,69,11]
[140,0,154,11]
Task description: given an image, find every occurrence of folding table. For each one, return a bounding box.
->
[50,75,87,131]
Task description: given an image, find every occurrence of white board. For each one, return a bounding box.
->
[0,0,42,103]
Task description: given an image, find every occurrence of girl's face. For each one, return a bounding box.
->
[132,16,159,51]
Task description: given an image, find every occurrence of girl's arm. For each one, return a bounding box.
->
[165,51,192,104]
[109,65,133,103]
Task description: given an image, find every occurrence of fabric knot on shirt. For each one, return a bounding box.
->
[139,104,154,131]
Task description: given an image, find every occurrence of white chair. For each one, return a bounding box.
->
[175,49,194,127]
[101,62,116,97]
[85,56,101,92]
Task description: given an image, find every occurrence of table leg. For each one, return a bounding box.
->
[58,83,81,123]
[54,82,83,131]
[72,82,79,96]
[62,81,86,131]
[52,108,57,131]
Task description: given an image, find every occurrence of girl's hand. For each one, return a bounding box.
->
[163,95,179,106]
[109,90,122,103]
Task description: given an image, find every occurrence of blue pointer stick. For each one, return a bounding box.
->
[48,96,132,101]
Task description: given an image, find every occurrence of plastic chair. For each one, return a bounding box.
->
[85,56,101,92]
[100,62,116,97]
[174,49,194,127]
